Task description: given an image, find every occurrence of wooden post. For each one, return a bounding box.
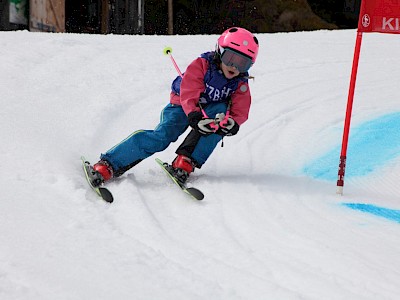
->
[168,0,173,35]
[30,0,65,32]
[101,0,109,34]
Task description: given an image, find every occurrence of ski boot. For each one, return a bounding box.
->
[91,160,114,187]
[168,155,195,185]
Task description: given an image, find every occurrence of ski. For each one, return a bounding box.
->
[81,156,114,203]
[155,158,204,200]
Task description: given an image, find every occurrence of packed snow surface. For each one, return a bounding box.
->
[1,29,400,299]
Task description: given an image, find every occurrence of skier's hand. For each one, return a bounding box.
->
[216,117,239,136]
[188,111,215,135]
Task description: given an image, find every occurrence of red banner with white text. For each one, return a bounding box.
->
[358,0,400,33]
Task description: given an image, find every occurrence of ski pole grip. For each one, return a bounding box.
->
[219,112,231,128]
[214,113,225,125]
[198,118,218,132]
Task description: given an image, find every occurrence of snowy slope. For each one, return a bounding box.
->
[1,29,400,300]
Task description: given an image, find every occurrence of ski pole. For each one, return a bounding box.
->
[163,46,183,78]
[219,99,232,129]
[164,46,209,119]
[163,46,231,125]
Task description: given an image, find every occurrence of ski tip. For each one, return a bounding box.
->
[187,187,204,200]
[99,187,114,203]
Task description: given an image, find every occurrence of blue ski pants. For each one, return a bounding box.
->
[100,102,227,176]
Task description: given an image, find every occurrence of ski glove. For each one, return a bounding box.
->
[216,117,240,136]
[188,111,216,135]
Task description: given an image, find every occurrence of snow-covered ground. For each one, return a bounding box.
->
[1,29,400,300]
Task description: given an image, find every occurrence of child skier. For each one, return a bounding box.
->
[90,27,259,187]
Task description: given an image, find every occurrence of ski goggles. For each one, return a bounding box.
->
[219,47,253,73]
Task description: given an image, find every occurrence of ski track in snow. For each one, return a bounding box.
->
[1,30,400,299]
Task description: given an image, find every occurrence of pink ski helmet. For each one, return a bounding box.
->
[217,27,259,72]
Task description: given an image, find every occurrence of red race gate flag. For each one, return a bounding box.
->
[337,0,400,195]
[359,0,400,33]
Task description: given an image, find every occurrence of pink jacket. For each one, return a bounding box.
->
[169,57,252,126]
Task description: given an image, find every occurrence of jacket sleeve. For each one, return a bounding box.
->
[229,81,252,126]
[179,57,209,116]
